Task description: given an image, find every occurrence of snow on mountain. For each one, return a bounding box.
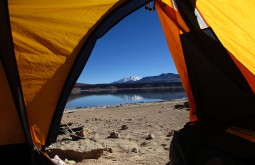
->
[111,73,180,84]
[112,76,142,84]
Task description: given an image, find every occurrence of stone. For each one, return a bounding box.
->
[161,144,167,147]
[183,101,190,108]
[50,155,65,165]
[47,148,104,161]
[75,128,90,138]
[140,141,148,147]
[106,148,113,153]
[146,134,154,140]
[131,147,138,153]
[121,125,128,130]
[108,132,120,139]
[174,104,185,110]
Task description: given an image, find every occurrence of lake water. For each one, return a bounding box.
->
[65,88,187,109]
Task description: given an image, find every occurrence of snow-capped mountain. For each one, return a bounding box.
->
[112,76,142,84]
[111,73,180,84]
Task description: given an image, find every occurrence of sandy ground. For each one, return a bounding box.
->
[46,100,189,165]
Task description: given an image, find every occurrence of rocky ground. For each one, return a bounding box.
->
[46,100,189,165]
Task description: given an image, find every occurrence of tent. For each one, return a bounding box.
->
[1,0,255,164]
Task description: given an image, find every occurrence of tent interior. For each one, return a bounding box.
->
[1,0,255,164]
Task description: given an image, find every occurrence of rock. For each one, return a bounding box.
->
[51,155,65,165]
[108,132,120,138]
[120,125,128,130]
[131,147,138,153]
[174,104,185,110]
[75,128,90,138]
[146,134,154,140]
[183,101,190,108]
[166,130,174,137]
[140,141,149,147]
[90,137,97,142]
[106,148,113,153]
[47,148,104,162]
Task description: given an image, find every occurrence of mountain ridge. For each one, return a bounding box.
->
[111,73,180,84]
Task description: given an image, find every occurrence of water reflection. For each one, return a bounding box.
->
[65,88,186,109]
[122,95,143,101]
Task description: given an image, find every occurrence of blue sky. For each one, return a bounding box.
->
[77,7,177,84]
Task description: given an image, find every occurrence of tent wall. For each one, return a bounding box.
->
[2,0,254,157]
[156,0,255,123]
[9,0,128,147]
[0,62,25,145]
[155,0,197,121]
[8,0,152,148]
[196,0,255,93]
[0,0,31,146]
[180,28,255,127]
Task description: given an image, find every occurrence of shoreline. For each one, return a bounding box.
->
[49,99,189,165]
[64,99,187,112]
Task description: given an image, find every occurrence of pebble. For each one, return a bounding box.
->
[146,134,155,140]
[174,104,185,110]
[131,147,138,153]
[140,141,148,147]
[121,125,128,130]
[75,128,90,138]
[183,101,190,108]
[108,132,120,138]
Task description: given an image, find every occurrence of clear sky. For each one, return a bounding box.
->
[77,7,177,84]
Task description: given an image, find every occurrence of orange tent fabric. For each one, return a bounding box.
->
[155,0,197,121]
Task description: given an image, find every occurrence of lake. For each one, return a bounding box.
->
[65,88,187,109]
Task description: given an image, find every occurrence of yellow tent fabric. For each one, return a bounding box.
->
[196,0,255,93]
[0,62,25,145]
[8,0,126,148]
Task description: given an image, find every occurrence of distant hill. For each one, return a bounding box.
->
[72,73,183,94]
[111,73,180,84]
[137,73,180,83]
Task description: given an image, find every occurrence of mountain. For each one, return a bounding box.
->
[137,73,180,83]
[111,73,180,84]
[112,76,142,84]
